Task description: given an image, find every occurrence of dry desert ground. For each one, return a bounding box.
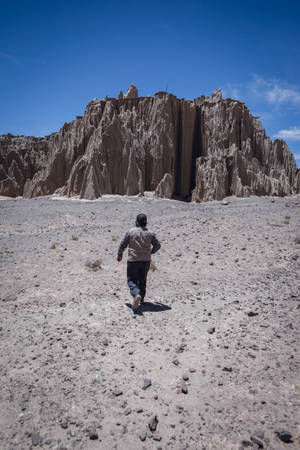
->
[0,193,300,450]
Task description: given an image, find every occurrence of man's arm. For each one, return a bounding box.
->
[151,233,161,254]
[117,232,129,261]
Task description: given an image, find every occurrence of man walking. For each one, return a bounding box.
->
[117,214,161,312]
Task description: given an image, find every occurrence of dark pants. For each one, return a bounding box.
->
[127,261,150,300]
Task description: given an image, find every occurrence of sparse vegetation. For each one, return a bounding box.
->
[111,235,118,242]
[50,243,56,249]
[71,235,78,241]
[150,260,157,271]
[85,258,103,271]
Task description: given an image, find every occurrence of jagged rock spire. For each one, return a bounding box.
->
[124,85,138,98]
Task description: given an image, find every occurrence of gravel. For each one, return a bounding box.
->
[0,194,299,449]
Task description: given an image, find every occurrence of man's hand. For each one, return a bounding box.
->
[117,255,122,262]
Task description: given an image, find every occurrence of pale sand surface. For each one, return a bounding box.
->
[0,194,300,449]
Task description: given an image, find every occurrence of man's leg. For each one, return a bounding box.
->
[139,261,150,302]
[127,262,140,298]
[127,262,142,312]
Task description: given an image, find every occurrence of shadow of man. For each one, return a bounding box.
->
[125,301,172,315]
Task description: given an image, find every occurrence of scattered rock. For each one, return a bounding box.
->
[241,439,252,447]
[113,389,123,397]
[181,381,188,394]
[139,427,147,441]
[250,432,264,448]
[207,327,215,334]
[2,294,17,302]
[89,429,98,440]
[275,428,293,443]
[124,407,131,416]
[143,379,152,390]
[148,414,158,432]
[153,433,162,441]
[223,366,232,372]
[176,344,187,353]
[31,432,40,447]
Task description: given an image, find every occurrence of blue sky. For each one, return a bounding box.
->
[1,0,300,165]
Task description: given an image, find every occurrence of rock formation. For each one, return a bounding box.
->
[155,173,173,199]
[1,87,299,201]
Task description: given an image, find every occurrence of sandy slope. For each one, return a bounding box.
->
[0,194,300,450]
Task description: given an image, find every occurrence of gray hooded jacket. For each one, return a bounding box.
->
[118,227,161,262]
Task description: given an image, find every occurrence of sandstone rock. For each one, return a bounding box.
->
[155,173,173,198]
[139,427,147,441]
[192,156,228,201]
[89,429,98,440]
[124,84,138,98]
[143,379,152,390]
[181,381,188,394]
[209,87,222,103]
[148,414,158,432]
[207,327,215,334]
[1,88,299,201]
[275,428,292,443]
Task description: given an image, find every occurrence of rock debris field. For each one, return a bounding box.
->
[1,193,300,450]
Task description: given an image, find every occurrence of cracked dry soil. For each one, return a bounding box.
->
[0,194,300,450]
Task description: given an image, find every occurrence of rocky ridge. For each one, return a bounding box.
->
[1,85,299,200]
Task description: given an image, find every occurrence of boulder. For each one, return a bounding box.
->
[155,173,173,198]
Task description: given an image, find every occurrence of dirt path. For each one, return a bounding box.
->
[1,194,300,449]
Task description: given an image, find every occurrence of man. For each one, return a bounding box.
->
[117,213,161,312]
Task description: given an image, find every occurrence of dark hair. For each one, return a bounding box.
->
[136,213,147,227]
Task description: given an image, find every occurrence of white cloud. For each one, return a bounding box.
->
[253,111,273,121]
[222,83,241,99]
[223,75,300,110]
[293,154,300,160]
[0,51,20,65]
[251,75,300,107]
[273,127,300,141]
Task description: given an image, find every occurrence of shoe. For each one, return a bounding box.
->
[132,295,142,312]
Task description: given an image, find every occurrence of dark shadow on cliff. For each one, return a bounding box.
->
[125,301,172,315]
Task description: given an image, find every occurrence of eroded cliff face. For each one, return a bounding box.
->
[1,85,299,201]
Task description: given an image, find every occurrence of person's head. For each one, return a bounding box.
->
[136,213,147,227]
